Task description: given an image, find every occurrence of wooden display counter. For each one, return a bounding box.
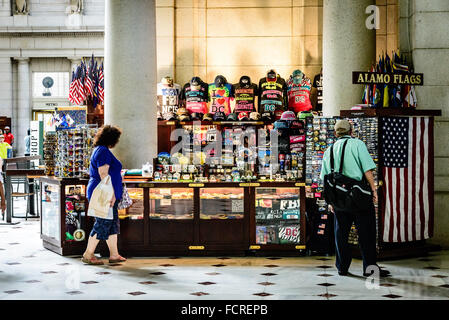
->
[38,176,307,257]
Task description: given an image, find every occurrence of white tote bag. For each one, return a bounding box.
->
[87,175,115,220]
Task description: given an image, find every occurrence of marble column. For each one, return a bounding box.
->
[16,57,31,156]
[104,0,158,169]
[322,0,376,116]
[68,57,82,74]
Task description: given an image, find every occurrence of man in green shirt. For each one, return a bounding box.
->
[321,119,390,278]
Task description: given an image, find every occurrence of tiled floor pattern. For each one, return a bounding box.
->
[1,200,449,300]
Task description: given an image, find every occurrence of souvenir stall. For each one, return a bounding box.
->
[341,108,441,259]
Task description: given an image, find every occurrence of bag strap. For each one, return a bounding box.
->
[339,139,350,174]
[330,138,350,174]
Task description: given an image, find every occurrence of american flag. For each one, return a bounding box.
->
[98,63,104,103]
[84,58,94,98]
[381,117,434,242]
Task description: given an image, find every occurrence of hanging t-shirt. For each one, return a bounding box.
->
[259,76,287,115]
[208,83,233,115]
[157,83,182,115]
[287,76,313,113]
[233,83,258,114]
[182,82,209,115]
[312,73,323,111]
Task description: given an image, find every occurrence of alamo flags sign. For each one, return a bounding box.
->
[353,72,424,86]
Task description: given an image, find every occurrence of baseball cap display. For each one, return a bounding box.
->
[238,112,249,121]
[274,120,289,129]
[249,112,261,120]
[190,113,203,121]
[261,112,272,121]
[280,111,297,121]
[178,113,191,121]
[227,113,238,121]
[298,111,314,119]
[203,113,213,121]
[213,111,226,121]
[274,109,284,120]
[163,111,176,121]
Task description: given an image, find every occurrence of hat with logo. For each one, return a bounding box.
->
[203,113,213,121]
[261,112,272,121]
[227,113,238,121]
[274,109,284,120]
[297,111,314,120]
[178,113,191,121]
[280,111,297,121]
[213,111,226,121]
[249,112,261,120]
[274,120,289,129]
[177,107,188,116]
[238,112,249,121]
[190,113,203,121]
[163,111,177,121]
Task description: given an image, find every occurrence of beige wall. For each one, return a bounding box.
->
[156,0,323,87]
[156,0,399,87]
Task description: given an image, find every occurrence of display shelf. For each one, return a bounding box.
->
[340,108,442,118]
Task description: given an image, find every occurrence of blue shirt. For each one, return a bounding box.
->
[87,146,123,201]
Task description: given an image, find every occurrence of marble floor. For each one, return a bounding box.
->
[1,200,449,300]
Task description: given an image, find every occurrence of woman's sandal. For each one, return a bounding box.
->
[81,255,104,265]
[109,255,127,263]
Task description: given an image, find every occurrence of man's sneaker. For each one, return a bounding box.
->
[338,270,348,276]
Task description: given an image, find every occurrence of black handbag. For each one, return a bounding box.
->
[323,138,373,213]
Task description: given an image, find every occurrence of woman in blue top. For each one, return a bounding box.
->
[82,125,126,265]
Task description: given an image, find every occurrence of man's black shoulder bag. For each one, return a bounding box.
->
[323,139,373,213]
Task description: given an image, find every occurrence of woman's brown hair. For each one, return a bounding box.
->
[93,125,122,148]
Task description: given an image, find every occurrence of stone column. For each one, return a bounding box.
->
[322,0,376,116]
[104,0,158,169]
[68,57,82,74]
[16,57,31,156]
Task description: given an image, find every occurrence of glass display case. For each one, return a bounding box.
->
[118,188,144,220]
[200,188,244,219]
[41,182,61,243]
[149,188,194,219]
[255,187,301,245]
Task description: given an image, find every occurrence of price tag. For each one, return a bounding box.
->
[239,183,260,187]
[138,183,154,188]
[249,245,260,250]
[295,183,305,187]
[295,245,306,250]
[189,183,204,187]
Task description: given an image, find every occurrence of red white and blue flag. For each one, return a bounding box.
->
[381,117,434,242]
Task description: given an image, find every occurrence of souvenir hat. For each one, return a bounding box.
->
[249,112,261,120]
[178,113,191,121]
[157,111,163,120]
[280,111,297,121]
[163,111,177,121]
[190,113,203,121]
[238,112,249,121]
[227,113,238,121]
[274,109,284,120]
[274,120,289,129]
[177,107,188,116]
[297,111,314,120]
[203,113,213,121]
[213,111,226,121]
[261,112,272,121]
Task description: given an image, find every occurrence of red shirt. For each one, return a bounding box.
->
[4,133,14,145]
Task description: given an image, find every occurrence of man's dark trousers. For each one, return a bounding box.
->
[333,203,377,273]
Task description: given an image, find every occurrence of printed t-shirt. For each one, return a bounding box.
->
[312,73,323,111]
[259,76,287,115]
[233,83,258,114]
[157,83,182,115]
[208,83,233,115]
[287,77,313,113]
[181,82,209,114]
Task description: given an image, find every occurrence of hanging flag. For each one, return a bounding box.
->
[98,63,104,103]
[84,56,94,98]
[68,70,76,104]
[381,117,433,243]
